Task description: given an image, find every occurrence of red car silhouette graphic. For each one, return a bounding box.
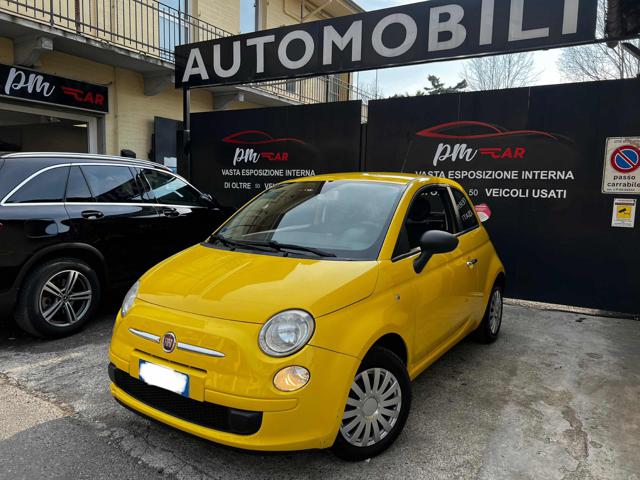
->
[416,121,559,141]
[222,130,309,163]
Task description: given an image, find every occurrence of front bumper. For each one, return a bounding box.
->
[109,300,360,451]
[109,363,263,435]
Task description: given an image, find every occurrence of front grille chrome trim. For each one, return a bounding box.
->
[129,328,160,343]
[128,328,225,358]
[177,343,225,358]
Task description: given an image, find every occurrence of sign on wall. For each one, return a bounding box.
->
[611,198,636,228]
[365,79,640,314]
[190,101,362,208]
[602,137,640,194]
[176,0,598,88]
[0,64,108,113]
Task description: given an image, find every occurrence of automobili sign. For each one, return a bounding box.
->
[176,0,597,88]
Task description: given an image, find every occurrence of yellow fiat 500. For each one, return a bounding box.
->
[109,173,505,461]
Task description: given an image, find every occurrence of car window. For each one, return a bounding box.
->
[394,187,456,258]
[65,166,94,202]
[81,165,141,203]
[142,169,201,206]
[451,188,479,232]
[5,166,69,204]
[217,181,405,260]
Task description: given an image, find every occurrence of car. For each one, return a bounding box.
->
[108,173,505,461]
[0,152,228,338]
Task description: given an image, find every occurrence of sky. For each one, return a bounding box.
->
[354,0,568,97]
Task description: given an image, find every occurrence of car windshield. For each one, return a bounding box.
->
[215,180,405,260]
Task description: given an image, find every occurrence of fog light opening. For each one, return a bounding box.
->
[273,366,310,392]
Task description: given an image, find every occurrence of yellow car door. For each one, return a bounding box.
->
[449,187,487,319]
[388,186,474,365]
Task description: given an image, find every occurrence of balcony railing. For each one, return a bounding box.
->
[246,75,375,121]
[3,0,230,61]
[1,0,377,114]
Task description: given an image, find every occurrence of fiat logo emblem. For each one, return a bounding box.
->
[162,332,177,353]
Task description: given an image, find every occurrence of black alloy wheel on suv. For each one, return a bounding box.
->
[0,153,230,338]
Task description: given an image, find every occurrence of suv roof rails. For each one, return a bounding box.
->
[0,152,170,170]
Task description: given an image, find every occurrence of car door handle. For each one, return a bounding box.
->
[466,258,478,267]
[81,210,104,220]
[161,207,180,218]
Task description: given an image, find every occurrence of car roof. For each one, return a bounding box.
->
[0,152,170,170]
[285,172,456,186]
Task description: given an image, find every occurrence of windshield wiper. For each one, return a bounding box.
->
[208,234,275,253]
[209,235,336,257]
[265,240,337,258]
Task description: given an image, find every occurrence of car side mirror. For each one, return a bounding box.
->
[200,193,216,207]
[413,230,459,274]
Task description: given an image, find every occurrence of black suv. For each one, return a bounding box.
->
[0,153,229,338]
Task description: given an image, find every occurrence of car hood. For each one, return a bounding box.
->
[138,244,379,323]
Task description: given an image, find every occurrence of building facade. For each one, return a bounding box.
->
[0,0,367,160]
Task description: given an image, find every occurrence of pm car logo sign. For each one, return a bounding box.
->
[162,333,177,353]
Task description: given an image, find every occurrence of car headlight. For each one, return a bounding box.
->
[258,310,315,357]
[121,281,140,318]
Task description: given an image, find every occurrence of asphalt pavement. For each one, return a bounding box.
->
[0,302,638,480]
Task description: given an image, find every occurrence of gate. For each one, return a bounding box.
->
[365,79,640,314]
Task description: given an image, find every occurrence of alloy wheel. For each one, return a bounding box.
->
[488,289,503,335]
[38,270,93,327]
[340,367,402,447]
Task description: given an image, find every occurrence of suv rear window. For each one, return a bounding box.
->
[5,166,69,204]
[142,169,202,206]
[81,165,141,203]
[65,166,93,202]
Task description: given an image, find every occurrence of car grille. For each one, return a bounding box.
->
[110,364,262,435]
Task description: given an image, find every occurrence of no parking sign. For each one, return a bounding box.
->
[602,137,640,193]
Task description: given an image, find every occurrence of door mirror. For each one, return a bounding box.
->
[199,193,216,207]
[413,230,459,273]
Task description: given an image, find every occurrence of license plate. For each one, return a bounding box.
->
[138,360,189,397]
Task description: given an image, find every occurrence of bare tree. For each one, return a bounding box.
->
[462,52,540,91]
[357,78,384,100]
[558,0,640,81]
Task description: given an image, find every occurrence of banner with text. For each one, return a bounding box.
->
[176,0,597,88]
[190,101,362,208]
[365,79,640,314]
[0,63,108,113]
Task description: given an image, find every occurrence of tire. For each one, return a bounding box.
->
[14,258,101,339]
[332,346,412,461]
[474,284,504,344]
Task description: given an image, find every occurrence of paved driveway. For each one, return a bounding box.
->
[0,304,638,480]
